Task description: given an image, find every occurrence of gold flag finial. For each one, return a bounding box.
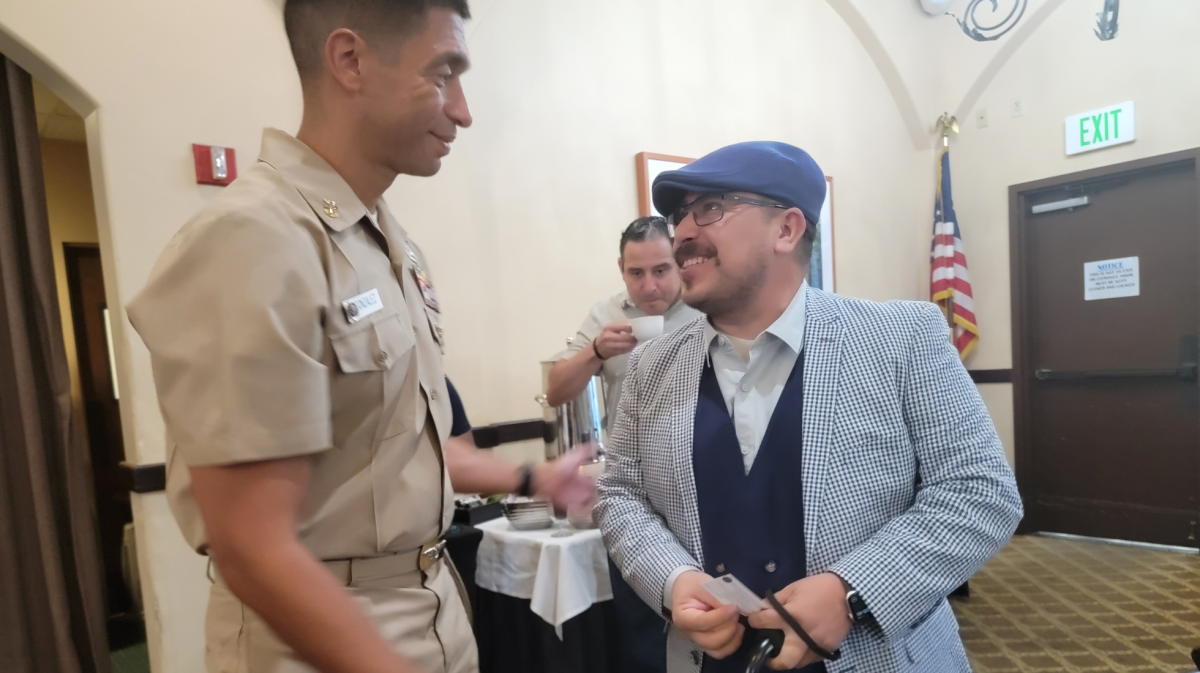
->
[936,113,959,147]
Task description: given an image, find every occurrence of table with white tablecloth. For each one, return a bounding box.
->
[475,517,613,633]
[472,517,621,673]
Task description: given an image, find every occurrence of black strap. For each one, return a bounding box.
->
[765,592,841,662]
[515,463,535,497]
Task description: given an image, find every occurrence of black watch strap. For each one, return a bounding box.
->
[515,463,535,497]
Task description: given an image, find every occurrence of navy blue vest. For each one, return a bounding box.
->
[692,354,824,673]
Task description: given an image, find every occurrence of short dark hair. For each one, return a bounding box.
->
[284,0,471,81]
[619,216,670,258]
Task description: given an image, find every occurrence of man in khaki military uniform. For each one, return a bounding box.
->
[127,2,593,672]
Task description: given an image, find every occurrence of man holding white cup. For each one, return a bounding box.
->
[546,215,700,673]
[545,216,700,422]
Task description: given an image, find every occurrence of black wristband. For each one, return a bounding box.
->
[765,592,841,662]
[593,340,607,361]
[515,463,535,497]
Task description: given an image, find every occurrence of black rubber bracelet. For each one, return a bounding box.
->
[765,592,842,662]
[515,463,535,497]
[593,340,607,361]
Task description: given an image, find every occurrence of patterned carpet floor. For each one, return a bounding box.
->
[110,642,150,673]
[954,535,1200,672]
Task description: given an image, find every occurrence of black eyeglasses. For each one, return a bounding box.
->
[666,194,789,236]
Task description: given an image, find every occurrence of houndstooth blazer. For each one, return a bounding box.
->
[595,287,1023,673]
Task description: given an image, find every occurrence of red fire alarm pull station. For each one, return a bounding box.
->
[193,144,237,186]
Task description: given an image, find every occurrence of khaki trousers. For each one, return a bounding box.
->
[205,552,478,673]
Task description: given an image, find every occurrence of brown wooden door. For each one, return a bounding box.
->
[1012,150,1200,548]
[63,244,133,626]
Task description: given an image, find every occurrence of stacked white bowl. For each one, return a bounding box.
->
[504,500,554,531]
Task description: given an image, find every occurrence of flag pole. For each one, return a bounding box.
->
[947,294,956,340]
[935,112,959,343]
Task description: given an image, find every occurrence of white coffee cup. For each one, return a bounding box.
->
[629,315,665,342]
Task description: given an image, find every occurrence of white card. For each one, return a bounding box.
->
[701,574,767,615]
[342,288,382,323]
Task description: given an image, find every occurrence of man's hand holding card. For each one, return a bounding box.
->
[670,571,745,660]
[695,573,852,670]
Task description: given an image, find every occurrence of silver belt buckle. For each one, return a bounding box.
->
[420,540,447,571]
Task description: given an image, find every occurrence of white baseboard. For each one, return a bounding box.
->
[1034,531,1199,555]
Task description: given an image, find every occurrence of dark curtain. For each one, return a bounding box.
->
[0,57,111,673]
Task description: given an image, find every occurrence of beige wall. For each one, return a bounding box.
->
[954,0,1200,370]
[2,2,301,669]
[0,3,929,670]
[41,137,99,415]
[949,0,1200,461]
[3,0,1198,670]
[394,0,934,425]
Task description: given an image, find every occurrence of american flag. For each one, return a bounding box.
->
[931,147,979,358]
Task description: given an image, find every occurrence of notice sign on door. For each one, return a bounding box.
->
[1084,256,1139,301]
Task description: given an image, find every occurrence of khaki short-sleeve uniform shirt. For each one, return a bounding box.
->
[128,128,454,561]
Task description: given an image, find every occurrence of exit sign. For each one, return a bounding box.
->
[1066,101,1135,155]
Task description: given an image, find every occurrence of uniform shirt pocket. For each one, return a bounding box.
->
[331,313,415,374]
[328,314,416,452]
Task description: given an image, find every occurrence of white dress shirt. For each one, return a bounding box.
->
[703,280,807,473]
[662,281,807,606]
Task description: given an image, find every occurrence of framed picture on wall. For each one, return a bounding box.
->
[811,176,835,292]
[636,152,693,217]
[635,153,835,292]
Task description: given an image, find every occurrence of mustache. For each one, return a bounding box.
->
[675,240,718,267]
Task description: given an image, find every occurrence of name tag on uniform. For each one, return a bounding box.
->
[342,288,382,323]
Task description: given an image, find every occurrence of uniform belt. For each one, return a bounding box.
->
[207,540,447,587]
[323,540,448,585]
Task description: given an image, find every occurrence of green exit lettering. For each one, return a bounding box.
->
[1067,102,1134,155]
[1080,109,1122,147]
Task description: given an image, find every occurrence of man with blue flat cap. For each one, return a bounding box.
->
[596,141,1021,672]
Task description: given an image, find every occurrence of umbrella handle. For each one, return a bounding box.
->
[744,629,785,673]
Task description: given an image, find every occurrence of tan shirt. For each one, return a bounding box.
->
[128,128,454,560]
[560,291,700,432]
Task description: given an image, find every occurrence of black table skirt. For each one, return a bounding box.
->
[474,588,621,673]
[444,524,484,614]
[445,523,621,673]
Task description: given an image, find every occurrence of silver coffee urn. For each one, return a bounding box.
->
[536,338,608,462]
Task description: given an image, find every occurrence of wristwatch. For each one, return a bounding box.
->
[846,588,872,624]
[836,575,872,624]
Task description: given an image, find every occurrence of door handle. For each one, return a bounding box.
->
[1035,364,1198,381]
[1036,335,1199,383]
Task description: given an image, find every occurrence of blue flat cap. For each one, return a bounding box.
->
[653,141,826,224]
